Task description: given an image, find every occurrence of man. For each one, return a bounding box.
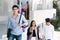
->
[8,5,28,40]
[42,18,54,40]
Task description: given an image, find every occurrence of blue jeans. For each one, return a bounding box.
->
[8,34,22,40]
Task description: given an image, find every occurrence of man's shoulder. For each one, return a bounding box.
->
[8,15,13,20]
[51,24,54,26]
[18,13,23,15]
[8,16,11,18]
[50,24,54,28]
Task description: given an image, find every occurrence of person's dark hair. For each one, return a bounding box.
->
[30,20,36,27]
[12,5,19,10]
[45,18,51,22]
[27,1,29,4]
[21,8,25,12]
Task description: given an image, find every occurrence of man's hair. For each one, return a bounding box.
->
[45,18,51,22]
[12,5,19,10]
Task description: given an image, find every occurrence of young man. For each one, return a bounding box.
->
[8,5,28,40]
[43,18,54,40]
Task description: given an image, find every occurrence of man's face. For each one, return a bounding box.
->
[13,7,18,15]
[46,22,50,26]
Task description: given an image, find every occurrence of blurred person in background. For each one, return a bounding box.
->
[41,18,54,40]
[27,20,42,40]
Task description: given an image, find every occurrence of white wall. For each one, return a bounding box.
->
[31,9,56,25]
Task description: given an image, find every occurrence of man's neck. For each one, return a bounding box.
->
[46,24,51,26]
[13,12,18,16]
[13,14,18,16]
[13,14,18,19]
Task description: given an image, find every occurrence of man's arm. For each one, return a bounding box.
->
[8,17,12,29]
[7,17,12,38]
[52,25,54,40]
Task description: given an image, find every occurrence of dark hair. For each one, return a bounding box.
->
[12,5,19,10]
[21,8,25,12]
[45,18,51,22]
[27,1,28,3]
[30,20,36,27]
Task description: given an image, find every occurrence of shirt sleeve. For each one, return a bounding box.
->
[22,15,28,26]
[8,17,12,29]
[52,25,54,40]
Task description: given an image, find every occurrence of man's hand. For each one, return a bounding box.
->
[18,23,23,27]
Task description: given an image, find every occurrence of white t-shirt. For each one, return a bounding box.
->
[43,24,54,40]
